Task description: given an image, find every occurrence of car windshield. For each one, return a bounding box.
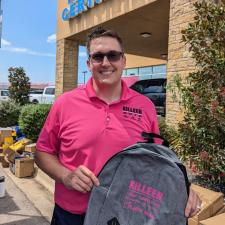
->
[143,86,164,93]
[1,90,9,96]
[45,88,55,95]
[29,89,43,94]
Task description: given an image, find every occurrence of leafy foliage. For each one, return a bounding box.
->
[19,104,51,142]
[8,67,31,105]
[0,100,21,127]
[170,1,225,184]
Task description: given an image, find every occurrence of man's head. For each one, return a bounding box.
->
[86,27,126,89]
[86,27,124,55]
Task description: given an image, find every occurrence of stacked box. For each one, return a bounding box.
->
[1,157,9,168]
[0,128,12,145]
[199,213,225,225]
[25,143,36,153]
[15,158,34,178]
[188,184,224,225]
[214,205,225,215]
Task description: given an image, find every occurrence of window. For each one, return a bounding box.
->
[143,86,164,93]
[45,88,55,95]
[1,90,9,96]
[139,66,153,75]
[122,70,127,76]
[29,89,43,94]
[152,65,166,75]
[126,68,138,76]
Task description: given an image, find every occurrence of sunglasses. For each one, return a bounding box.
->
[89,51,124,63]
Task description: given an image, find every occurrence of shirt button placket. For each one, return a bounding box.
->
[106,105,110,126]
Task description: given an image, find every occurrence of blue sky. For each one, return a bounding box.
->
[0,0,90,85]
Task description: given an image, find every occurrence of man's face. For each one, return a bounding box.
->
[87,37,126,88]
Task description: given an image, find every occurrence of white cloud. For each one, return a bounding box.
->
[1,46,55,57]
[1,38,12,46]
[47,34,56,43]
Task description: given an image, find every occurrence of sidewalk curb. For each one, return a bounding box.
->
[1,165,54,222]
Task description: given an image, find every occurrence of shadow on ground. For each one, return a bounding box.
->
[1,216,49,225]
[0,191,20,214]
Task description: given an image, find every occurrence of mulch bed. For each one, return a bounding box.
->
[191,175,225,196]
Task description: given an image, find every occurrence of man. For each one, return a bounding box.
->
[35,27,201,225]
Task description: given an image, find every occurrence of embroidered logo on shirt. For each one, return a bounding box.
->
[122,106,142,122]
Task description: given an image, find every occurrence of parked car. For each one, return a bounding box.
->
[29,86,55,104]
[130,78,166,116]
[0,89,9,101]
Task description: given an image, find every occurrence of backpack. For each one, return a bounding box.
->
[84,132,190,225]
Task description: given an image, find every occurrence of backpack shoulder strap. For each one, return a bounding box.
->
[141,131,170,147]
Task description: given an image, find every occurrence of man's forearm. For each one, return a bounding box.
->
[35,150,70,183]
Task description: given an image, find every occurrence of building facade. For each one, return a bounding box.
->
[56,0,219,124]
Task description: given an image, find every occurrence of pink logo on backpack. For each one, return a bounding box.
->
[123,180,164,219]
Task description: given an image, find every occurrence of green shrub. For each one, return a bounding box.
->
[0,100,21,127]
[158,118,184,158]
[8,67,31,105]
[19,104,51,142]
[170,1,225,184]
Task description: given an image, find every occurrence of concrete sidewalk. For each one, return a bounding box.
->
[0,165,54,224]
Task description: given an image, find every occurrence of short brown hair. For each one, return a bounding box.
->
[86,27,124,54]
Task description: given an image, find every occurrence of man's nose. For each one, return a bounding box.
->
[102,56,111,66]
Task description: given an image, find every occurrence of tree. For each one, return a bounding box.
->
[171,1,225,184]
[8,67,31,105]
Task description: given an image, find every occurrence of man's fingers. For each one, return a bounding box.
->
[73,179,91,193]
[79,166,100,186]
[185,188,202,217]
[63,165,100,193]
[76,169,94,188]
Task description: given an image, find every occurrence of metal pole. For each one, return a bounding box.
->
[82,71,87,84]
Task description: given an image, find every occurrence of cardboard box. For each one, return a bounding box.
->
[25,143,36,153]
[15,158,34,178]
[4,136,14,145]
[214,205,225,215]
[0,128,12,145]
[199,213,225,225]
[1,157,9,168]
[0,153,4,162]
[188,184,224,225]
[9,138,32,152]
[4,148,16,163]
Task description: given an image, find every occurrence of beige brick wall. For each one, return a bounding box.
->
[166,0,198,125]
[55,39,79,97]
[166,0,220,125]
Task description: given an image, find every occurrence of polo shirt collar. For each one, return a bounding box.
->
[85,77,133,102]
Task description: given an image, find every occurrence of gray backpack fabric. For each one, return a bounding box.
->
[84,133,190,225]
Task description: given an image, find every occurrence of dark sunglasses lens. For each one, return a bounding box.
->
[92,53,104,62]
[91,51,122,63]
[107,52,122,61]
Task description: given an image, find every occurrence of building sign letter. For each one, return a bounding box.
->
[62,0,104,21]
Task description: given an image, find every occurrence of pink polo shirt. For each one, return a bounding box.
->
[36,78,160,214]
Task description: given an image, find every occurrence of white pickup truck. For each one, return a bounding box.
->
[0,90,9,101]
[29,86,55,104]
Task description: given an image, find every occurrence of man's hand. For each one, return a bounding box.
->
[62,165,100,193]
[185,188,202,217]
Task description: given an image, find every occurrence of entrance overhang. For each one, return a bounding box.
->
[57,0,170,59]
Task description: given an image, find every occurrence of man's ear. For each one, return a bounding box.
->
[87,60,91,70]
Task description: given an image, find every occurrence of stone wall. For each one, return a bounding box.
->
[166,0,222,125]
[55,39,78,97]
[166,0,197,125]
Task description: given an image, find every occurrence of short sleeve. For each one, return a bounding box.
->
[36,100,61,154]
